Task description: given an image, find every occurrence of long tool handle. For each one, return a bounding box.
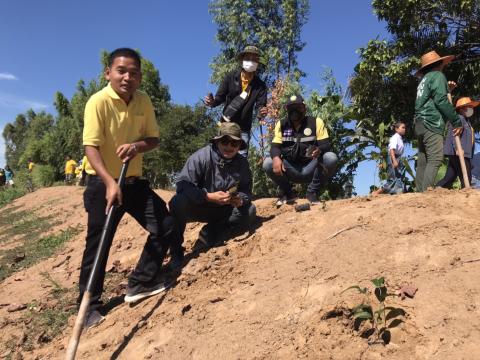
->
[454,135,470,189]
[66,162,129,360]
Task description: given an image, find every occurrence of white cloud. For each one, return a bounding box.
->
[0,73,17,81]
[0,92,49,111]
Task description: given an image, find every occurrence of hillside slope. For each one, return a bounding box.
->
[1,186,479,359]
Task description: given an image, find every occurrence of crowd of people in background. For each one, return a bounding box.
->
[0,165,14,188]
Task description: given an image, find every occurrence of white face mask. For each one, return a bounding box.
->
[464,108,474,118]
[242,60,258,73]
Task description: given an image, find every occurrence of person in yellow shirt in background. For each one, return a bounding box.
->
[76,155,88,186]
[79,48,179,327]
[64,155,77,185]
[28,159,35,173]
[26,159,35,192]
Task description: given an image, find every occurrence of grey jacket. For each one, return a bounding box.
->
[175,144,252,206]
[443,115,475,158]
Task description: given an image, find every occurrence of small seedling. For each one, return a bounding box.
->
[341,277,405,344]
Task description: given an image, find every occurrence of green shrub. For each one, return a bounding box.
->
[0,187,27,208]
[32,164,56,187]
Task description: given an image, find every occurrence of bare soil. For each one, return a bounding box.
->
[1,186,480,359]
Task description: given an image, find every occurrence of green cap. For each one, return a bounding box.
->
[238,45,261,60]
[211,122,247,150]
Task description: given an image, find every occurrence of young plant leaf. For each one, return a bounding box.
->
[353,311,373,320]
[381,329,391,344]
[374,286,387,302]
[385,307,406,321]
[388,319,404,328]
[352,304,372,314]
[374,309,383,322]
[341,285,368,295]
[371,277,385,287]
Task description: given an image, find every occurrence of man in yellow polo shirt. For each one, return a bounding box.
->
[79,48,178,327]
[263,94,338,205]
[64,155,77,185]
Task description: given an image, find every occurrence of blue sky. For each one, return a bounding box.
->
[0,0,391,194]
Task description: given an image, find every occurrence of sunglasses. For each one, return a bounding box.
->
[219,137,242,148]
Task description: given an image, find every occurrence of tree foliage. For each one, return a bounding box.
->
[2,51,212,187]
[349,0,480,186]
[209,0,309,86]
[143,104,217,188]
[350,0,480,139]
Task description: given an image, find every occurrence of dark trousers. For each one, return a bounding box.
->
[78,176,177,311]
[436,155,472,189]
[169,193,256,253]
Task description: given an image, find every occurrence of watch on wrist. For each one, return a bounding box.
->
[131,143,138,153]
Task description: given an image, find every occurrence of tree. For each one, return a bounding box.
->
[3,114,28,168]
[349,0,480,186]
[209,0,309,86]
[143,104,216,188]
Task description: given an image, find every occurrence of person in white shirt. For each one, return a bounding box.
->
[373,122,406,195]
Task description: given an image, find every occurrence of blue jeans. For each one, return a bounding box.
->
[263,152,338,194]
[382,157,404,194]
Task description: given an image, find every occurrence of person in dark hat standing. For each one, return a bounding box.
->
[204,45,268,156]
[168,122,256,268]
[263,95,338,205]
[437,96,479,189]
[414,50,463,192]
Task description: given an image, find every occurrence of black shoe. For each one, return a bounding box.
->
[124,280,170,303]
[306,192,320,204]
[167,251,185,270]
[84,310,105,329]
[196,225,217,247]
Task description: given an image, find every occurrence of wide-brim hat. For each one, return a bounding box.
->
[455,96,480,109]
[415,51,455,76]
[284,94,306,109]
[211,122,247,150]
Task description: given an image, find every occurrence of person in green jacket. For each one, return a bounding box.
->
[414,51,463,192]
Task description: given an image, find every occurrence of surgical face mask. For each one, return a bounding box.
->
[242,60,258,73]
[464,108,474,118]
[288,109,303,122]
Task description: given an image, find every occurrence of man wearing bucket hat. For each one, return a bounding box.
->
[263,94,338,205]
[168,122,256,267]
[414,50,463,192]
[437,96,479,188]
[204,45,268,156]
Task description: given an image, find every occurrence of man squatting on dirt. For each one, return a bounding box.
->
[167,122,256,269]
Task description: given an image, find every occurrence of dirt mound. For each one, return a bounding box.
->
[1,186,480,359]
